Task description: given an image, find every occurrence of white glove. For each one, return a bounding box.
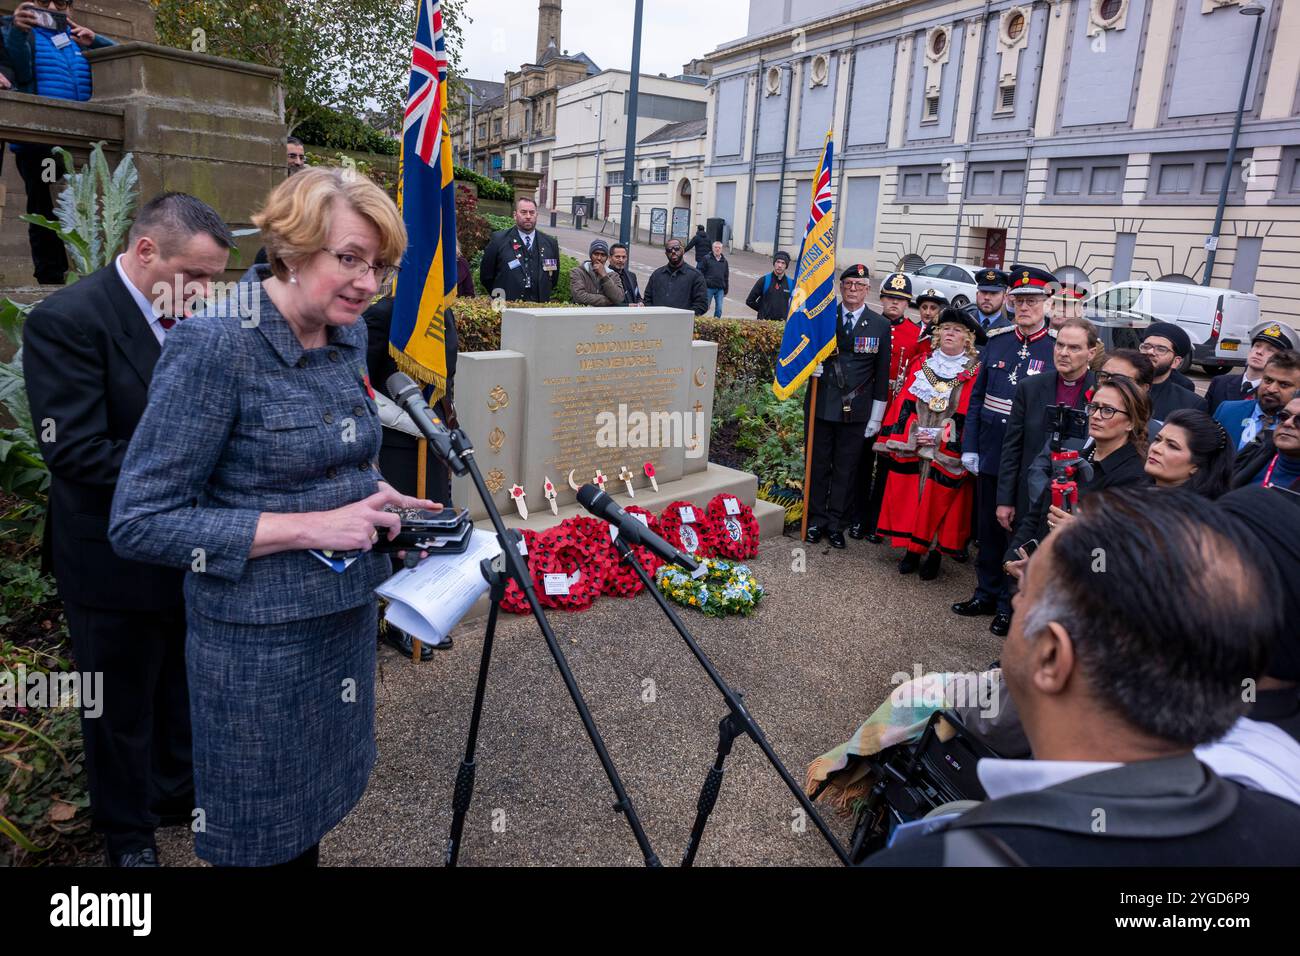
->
[962,452,980,475]
[864,401,887,439]
[811,363,823,378]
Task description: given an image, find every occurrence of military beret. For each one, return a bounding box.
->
[880,272,913,300]
[1143,321,1193,357]
[1250,321,1298,352]
[1007,265,1059,296]
[840,264,870,281]
[975,269,1009,291]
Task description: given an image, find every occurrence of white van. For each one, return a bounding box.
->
[1084,281,1260,372]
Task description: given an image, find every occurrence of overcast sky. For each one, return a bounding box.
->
[458,0,752,82]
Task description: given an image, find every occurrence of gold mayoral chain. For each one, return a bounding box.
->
[919,364,958,412]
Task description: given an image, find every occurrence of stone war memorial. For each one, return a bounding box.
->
[452,306,786,539]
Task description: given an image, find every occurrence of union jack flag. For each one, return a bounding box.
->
[404,0,450,165]
[391,0,459,402]
[807,158,833,228]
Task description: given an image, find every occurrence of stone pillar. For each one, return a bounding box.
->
[85,43,285,274]
[502,169,543,206]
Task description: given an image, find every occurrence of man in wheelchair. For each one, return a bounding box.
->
[808,488,1300,866]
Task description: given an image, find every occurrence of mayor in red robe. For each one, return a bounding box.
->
[874,308,985,580]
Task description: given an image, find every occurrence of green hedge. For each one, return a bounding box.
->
[294,110,399,156]
[453,166,514,202]
[450,302,784,389]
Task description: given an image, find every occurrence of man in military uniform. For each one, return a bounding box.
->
[479,196,561,302]
[953,264,1058,635]
[849,271,922,541]
[805,265,892,549]
[963,268,1013,335]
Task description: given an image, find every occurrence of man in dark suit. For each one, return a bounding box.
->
[963,268,1013,335]
[23,193,234,866]
[1140,322,1207,421]
[867,489,1300,867]
[478,195,560,302]
[1206,321,1297,414]
[804,264,891,549]
[996,317,1096,629]
[954,266,1057,635]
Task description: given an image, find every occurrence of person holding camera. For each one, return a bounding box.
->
[867,488,1300,867]
[110,168,438,867]
[4,0,114,284]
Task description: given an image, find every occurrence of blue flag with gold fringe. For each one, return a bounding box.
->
[390,0,458,402]
[772,131,837,400]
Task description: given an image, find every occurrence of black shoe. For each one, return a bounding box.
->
[384,628,452,661]
[865,533,884,544]
[805,525,824,544]
[827,530,846,549]
[898,551,920,574]
[107,847,160,868]
[989,613,1012,637]
[951,596,997,617]
[847,523,866,539]
[154,794,196,828]
[918,551,941,580]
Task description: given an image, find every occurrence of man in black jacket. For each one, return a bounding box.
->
[643,238,708,315]
[745,251,793,322]
[996,319,1096,612]
[684,224,710,267]
[804,265,891,549]
[1140,322,1207,421]
[868,488,1300,867]
[478,196,560,302]
[23,193,234,867]
[608,242,642,305]
[1231,395,1300,489]
[698,240,729,317]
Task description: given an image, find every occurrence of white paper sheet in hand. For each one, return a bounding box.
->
[375,529,503,646]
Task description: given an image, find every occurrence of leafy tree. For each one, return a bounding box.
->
[150,0,468,138]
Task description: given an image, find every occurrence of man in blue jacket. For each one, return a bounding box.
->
[4,1,114,283]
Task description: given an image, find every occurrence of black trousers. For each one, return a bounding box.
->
[972,471,1011,613]
[848,446,892,532]
[15,145,70,284]
[62,601,192,854]
[808,418,865,532]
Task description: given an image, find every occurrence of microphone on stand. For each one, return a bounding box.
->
[576,484,700,573]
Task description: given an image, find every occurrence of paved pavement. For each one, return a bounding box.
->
[154,532,1001,867]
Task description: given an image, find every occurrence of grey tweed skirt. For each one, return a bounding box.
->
[186,600,378,866]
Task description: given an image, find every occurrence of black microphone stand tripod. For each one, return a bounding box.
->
[416,425,660,867]
[608,536,850,866]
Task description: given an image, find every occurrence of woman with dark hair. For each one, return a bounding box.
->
[1008,376,1152,555]
[1145,408,1234,499]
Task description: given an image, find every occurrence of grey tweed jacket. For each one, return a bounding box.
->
[110,266,389,624]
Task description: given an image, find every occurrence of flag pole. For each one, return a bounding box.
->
[800,379,817,541]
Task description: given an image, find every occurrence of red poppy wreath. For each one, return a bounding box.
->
[658,500,720,559]
[501,529,542,615]
[623,505,666,576]
[707,494,760,560]
[562,515,640,598]
[531,525,600,611]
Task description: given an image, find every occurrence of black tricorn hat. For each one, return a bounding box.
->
[936,306,987,346]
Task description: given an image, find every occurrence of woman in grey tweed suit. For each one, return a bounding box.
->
[111,169,437,866]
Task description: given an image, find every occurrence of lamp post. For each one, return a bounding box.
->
[1203,1,1266,286]
[619,0,644,247]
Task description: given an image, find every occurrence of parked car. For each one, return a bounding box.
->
[906,262,981,309]
[1084,281,1259,373]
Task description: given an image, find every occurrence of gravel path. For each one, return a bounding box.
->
[156,532,1000,867]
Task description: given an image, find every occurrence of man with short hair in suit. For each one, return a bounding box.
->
[1206,321,1298,415]
[23,192,234,866]
[478,195,560,302]
[1215,349,1300,452]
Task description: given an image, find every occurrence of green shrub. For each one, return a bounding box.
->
[730,382,807,493]
[485,213,514,233]
[692,317,785,392]
[552,253,579,304]
[455,185,493,261]
[295,110,399,156]
[453,166,513,202]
